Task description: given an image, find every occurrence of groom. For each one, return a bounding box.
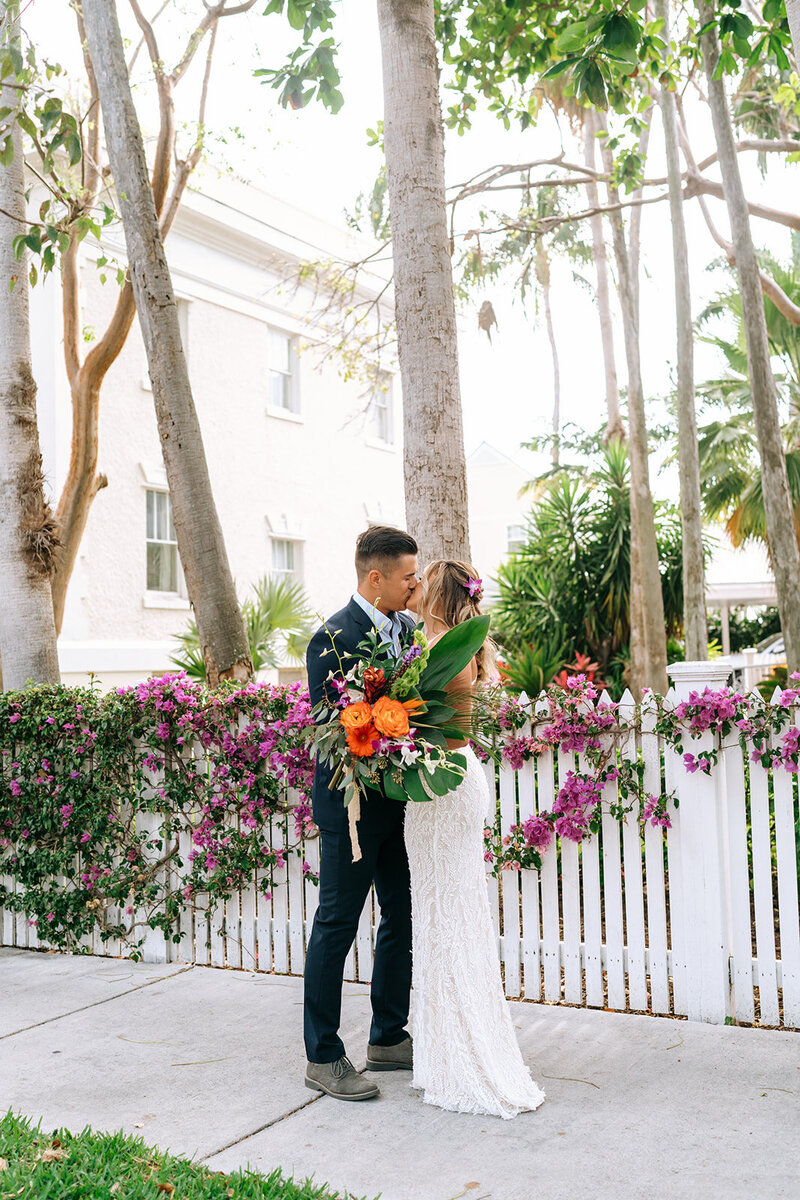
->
[303,525,419,1101]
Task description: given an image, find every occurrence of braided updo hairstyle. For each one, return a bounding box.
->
[418,559,497,683]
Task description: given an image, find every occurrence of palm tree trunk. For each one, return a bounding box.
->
[536,247,561,466]
[599,132,668,696]
[660,0,708,661]
[0,2,60,689]
[81,0,251,686]
[584,111,624,443]
[543,284,560,467]
[376,0,470,565]
[699,0,800,672]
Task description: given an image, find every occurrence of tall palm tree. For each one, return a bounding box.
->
[695,251,800,557]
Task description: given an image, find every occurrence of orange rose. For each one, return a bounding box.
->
[371,696,410,739]
[346,722,379,757]
[340,701,374,732]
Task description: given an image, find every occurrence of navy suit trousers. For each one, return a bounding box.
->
[303,823,412,1063]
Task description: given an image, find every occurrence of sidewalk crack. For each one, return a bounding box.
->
[1,963,196,1039]
[199,1094,323,1162]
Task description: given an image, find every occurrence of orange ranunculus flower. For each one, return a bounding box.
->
[340,701,374,732]
[371,696,410,738]
[346,722,379,757]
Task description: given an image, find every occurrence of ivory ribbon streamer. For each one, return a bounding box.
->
[348,790,362,862]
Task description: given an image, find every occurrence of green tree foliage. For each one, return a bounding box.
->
[436,0,793,128]
[492,439,686,692]
[171,576,314,682]
[256,0,342,111]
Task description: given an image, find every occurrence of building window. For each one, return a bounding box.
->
[271,537,301,582]
[507,523,526,554]
[146,489,180,592]
[370,376,394,444]
[268,328,297,412]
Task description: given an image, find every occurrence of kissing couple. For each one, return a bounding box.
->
[302,525,545,1119]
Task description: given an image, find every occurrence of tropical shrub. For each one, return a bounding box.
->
[492,440,686,696]
[171,576,315,681]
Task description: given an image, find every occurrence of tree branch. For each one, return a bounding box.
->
[160,21,217,236]
[683,170,800,232]
[678,105,800,328]
[127,0,172,74]
[169,0,258,87]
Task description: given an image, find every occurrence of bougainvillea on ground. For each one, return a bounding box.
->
[0,674,315,954]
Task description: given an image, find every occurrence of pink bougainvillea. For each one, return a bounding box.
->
[0,674,316,953]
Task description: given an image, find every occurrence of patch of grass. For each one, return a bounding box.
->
[0,1111,370,1200]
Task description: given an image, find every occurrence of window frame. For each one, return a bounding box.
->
[269,534,303,584]
[144,487,185,599]
[507,523,527,554]
[267,327,299,415]
[367,373,395,447]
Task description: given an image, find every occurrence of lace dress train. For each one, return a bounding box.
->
[404,745,545,1119]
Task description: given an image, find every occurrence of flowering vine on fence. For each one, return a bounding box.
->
[0,674,315,954]
[479,673,800,875]
[4,670,800,947]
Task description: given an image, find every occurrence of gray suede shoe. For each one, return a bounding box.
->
[365,1035,413,1071]
[305,1055,380,1101]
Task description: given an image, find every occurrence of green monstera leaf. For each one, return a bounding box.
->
[418,614,490,694]
[383,751,467,802]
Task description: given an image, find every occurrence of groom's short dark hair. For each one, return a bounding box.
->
[355,525,418,579]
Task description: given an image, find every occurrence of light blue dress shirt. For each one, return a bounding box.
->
[352,592,404,656]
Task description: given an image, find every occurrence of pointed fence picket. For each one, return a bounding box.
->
[663,688,687,1016]
[749,729,780,1024]
[641,697,670,1014]
[534,694,561,1003]
[618,689,648,1012]
[499,760,521,998]
[772,717,800,1026]
[4,679,799,1032]
[516,716,541,1002]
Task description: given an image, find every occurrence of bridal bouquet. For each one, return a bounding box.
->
[312,614,490,857]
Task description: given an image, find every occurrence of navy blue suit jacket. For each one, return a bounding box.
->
[306,598,416,836]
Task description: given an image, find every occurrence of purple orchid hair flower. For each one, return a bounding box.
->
[463,576,483,598]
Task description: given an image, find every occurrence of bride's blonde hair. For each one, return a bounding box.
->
[418,560,497,683]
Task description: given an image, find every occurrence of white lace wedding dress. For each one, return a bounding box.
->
[404,743,546,1119]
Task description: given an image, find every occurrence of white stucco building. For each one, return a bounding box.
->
[466,442,531,598]
[31,178,406,688]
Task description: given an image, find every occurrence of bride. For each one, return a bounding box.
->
[404,560,545,1120]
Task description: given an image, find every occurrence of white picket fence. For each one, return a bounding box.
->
[2,660,799,1028]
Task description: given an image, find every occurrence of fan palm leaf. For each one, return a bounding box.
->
[170,576,314,681]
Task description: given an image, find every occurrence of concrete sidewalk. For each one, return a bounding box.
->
[2,947,797,1200]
